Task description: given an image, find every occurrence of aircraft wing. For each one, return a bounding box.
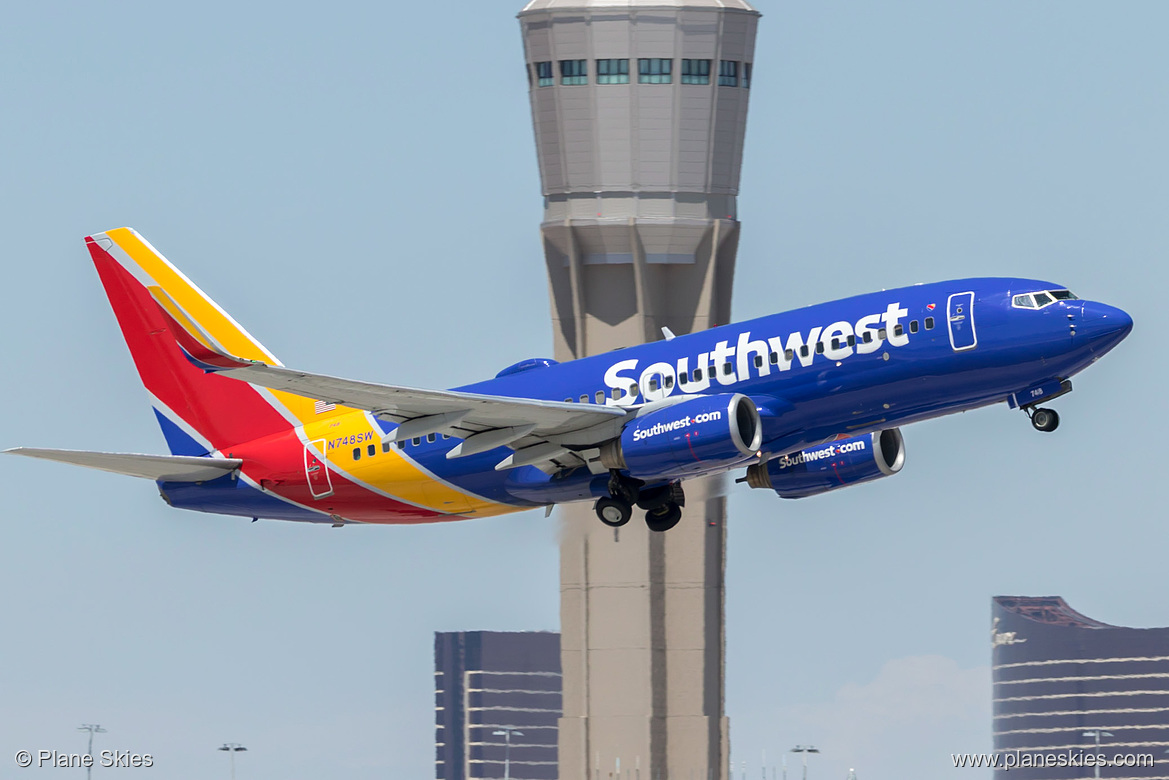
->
[159,305,627,470]
[5,448,242,481]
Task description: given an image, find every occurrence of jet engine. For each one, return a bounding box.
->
[745,429,905,499]
[600,393,762,481]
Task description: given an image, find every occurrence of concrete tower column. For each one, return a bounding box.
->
[518,2,759,778]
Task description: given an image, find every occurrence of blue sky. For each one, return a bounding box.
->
[1,2,1165,778]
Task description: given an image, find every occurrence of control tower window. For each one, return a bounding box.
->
[597,59,629,85]
[718,60,739,87]
[535,61,554,88]
[743,62,752,89]
[681,59,711,85]
[560,59,588,86]
[638,58,672,84]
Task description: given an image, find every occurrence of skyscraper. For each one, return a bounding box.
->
[518,2,760,778]
[992,596,1169,779]
[435,631,562,780]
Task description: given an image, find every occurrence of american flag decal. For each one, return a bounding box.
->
[314,400,336,414]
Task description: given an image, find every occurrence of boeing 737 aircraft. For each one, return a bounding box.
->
[8,228,1132,531]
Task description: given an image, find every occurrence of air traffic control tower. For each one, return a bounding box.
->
[518,2,760,778]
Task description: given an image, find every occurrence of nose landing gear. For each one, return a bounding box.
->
[1028,407,1060,432]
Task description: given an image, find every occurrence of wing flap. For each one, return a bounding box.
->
[6,448,242,481]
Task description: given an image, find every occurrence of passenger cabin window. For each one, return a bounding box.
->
[382,441,391,453]
[613,387,625,399]
[595,390,606,404]
[647,379,659,391]
[877,328,887,340]
[800,345,810,358]
[925,317,935,329]
[427,433,436,443]
[412,437,421,446]
[560,59,587,85]
[830,338,841,350]
[863,331,873,343]
[693,368,703,381]
[894,324,904,337]
[722,362,733,375]
[353,447,361,460]
[909,320,919,333]
[754,354,764,368]
[638,58,672,84]
[847,335,856,347]
[368,444,376,456]
[664,376,674,389]
[580,393,590,403]
[784,348,794,361]
[596,58,629,84]
[564,397,573,403]
[535,61,554,87]
[815,342,825,354]
[679,371,689,384]
[681,59,711,85]
[769,351,778,364]
[397,440,405,450]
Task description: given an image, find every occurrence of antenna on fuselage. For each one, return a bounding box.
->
[661,327,676,341]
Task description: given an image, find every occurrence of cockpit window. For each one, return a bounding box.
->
[1013,289,1076,309]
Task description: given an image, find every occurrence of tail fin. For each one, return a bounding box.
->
[87,228,319,455]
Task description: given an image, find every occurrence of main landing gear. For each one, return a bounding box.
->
[594,472,685,532]
[1027,407,1060,433]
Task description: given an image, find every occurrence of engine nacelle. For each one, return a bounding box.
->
[600,393,762,481]
[745,429,905,499]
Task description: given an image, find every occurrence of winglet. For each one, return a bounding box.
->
[154,302,260,373]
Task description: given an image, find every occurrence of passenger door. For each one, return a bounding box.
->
[304,440,334,499]
[947,292,977,351]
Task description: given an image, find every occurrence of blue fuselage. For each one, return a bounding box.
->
[383,277,1131,507]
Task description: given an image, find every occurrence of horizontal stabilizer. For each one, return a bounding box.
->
[5,448,242,481]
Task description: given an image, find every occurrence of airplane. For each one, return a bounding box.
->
[7,228,1132,532]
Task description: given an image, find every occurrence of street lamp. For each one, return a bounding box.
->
[77,725,106,780]
[492,728,523,780]
[1082,730,1113,780]
[218,743,247,780]
[790,746,820,780]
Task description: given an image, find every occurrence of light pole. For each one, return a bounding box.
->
[77,725,106,780]
[492,728,523,780]
[218,743,247,780]
[790,746,820,780]
[1082,730,1113,780]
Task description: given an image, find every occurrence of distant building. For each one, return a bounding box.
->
[435,631,561,780]
[992,596,1169,778]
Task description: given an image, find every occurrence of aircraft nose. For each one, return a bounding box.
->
[1078,301,1133,350]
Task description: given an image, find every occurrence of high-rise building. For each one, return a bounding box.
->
[518,2,760,778]
[435,631,562,780]
[992,596,1169,779]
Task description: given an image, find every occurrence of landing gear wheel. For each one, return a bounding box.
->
[645,502,683,533]
[1031,407,1060,432]
[595,496,632,527]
